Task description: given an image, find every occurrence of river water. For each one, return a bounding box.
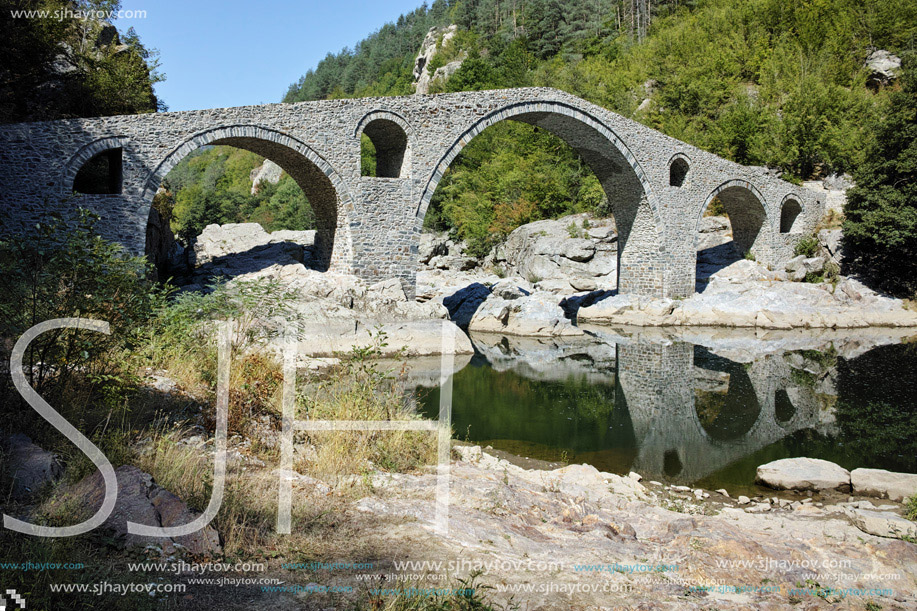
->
[415,327,917,493]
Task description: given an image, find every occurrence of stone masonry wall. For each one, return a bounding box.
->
[0,88,825,299]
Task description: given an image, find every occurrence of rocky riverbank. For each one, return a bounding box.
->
[10,424,914,609]
[166,214,917,364]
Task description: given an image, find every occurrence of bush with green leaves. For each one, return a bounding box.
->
[0,210,157,411]
[843,53,917,297]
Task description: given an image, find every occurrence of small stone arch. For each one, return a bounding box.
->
[355,109,413,178]
[60,136,131,195]
[779,196,803,233]
[668,153,690,188]
[696,179,773,262]
[416,100,665,296]
[142,125,354,272]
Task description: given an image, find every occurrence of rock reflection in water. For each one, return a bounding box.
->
[415,328,917,486]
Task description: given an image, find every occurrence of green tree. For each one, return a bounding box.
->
[843,53,917,297]
[0,0,164,123]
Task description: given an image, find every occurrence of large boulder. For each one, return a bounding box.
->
[190,223,315,268]
[468,291,584,337]
[851,468,917,502]
[491,215,617,293]
[3,434,62,500]
[756,458,851,492]
[53,465,221,556]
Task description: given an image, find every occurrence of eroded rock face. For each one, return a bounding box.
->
[756,458,851,492]
[55,465,221,556]
[249,159,283,195]
[3,434,62,500]
[413,25,465,95]
[354,445,917,609]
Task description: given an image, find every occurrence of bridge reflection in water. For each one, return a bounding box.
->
[412,330,902,486]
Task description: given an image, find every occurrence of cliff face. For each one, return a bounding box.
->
[412,25,465,95]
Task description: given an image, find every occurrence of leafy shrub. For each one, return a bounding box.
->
[906,495,917,521]
[794,237,820,258]
[0,210,157,417]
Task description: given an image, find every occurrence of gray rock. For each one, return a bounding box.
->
[756,458,851,492]
[851,508,917,539]
[785,255,808,273]
[190,223,315,268]
[865,49,902,88]
[492,215,618,292]
[569,276,597,292]
[3,434,62,500]
[490,278,531,300]
[249,159,283,195]
[368,278,407,302]
[469,292,584,337]
[55,465,221,555]
[818,229,844,266]
[851,468,917,502]
[698,215,730,234]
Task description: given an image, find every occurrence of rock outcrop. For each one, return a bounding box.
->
[413,25,465,94]
[489,214,618,293]
[52,465,221,556]
[865,49,902,89]
[577,270,917,329]
[249,159,283,195]
[3,434,62,500]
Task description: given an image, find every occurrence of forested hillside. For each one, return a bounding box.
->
[286,0,917,258]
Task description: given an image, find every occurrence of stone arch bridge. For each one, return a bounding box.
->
[0,88,824,298]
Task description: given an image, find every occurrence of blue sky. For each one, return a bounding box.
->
[118,0,426,111]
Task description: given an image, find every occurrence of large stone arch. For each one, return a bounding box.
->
[142,125,354,272]
[416,101,667,297]
[694,179,775,267]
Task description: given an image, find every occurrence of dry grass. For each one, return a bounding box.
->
[816,209,845,232]
[297,368,439,489]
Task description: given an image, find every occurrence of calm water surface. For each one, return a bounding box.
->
[417,332,917,492]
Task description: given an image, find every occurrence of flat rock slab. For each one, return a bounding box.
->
[851,468,917,501]
[756,457,850,491]
[3,433,62,500]
[851,508,917,539]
